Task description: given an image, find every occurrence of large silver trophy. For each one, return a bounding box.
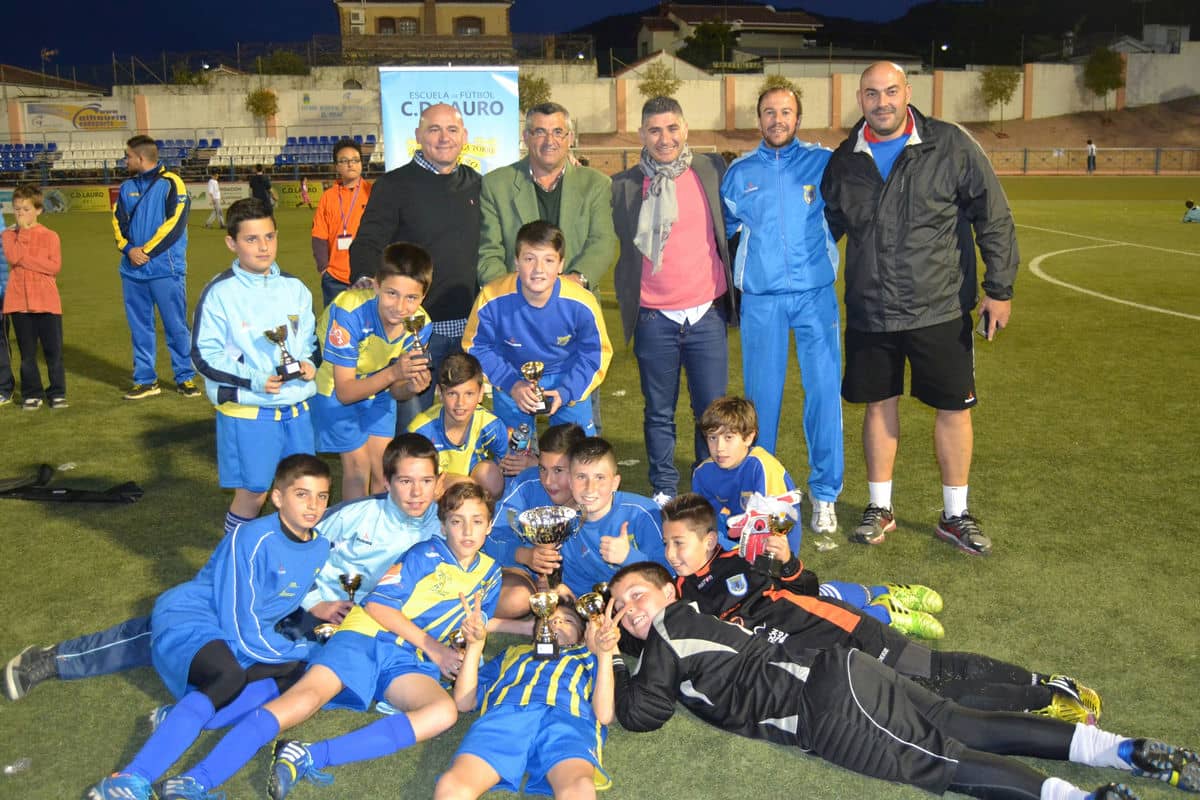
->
[509,505,582,590]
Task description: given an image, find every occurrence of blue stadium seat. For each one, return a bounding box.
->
[318,135,329,145]
[1,143,11,152]
[366,134,376,143]
[47,142,57,152]
[198,139,209,148]
[211,138,221,148]
[287,136,297,146]
[354,135,364,144]
[155,139,164,148]
[33,143,44,152]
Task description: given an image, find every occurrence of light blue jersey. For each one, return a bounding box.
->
[191,260,317,412]
[304,493,441,609]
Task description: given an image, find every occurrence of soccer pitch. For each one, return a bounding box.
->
[2,177,1197,798]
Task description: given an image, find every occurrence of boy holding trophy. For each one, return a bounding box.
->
[463,220,612,436]
[192,198,318,534]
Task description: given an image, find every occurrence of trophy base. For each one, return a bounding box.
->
[313,623,339,641]
[533,639,559,660]
[277,362,303,381]
[530,398,550,416]
[753,552,784,578]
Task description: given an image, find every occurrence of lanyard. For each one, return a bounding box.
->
[336,182,362,235]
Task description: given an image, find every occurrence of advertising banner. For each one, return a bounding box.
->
[23,100,131,132]
[378,66,519,175]
[296,90,376,124]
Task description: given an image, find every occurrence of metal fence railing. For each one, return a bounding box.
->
[987,147,1200,175]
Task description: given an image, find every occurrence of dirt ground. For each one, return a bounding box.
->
[577,96,1200,162]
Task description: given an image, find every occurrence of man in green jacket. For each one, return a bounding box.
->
[476,102,617,292]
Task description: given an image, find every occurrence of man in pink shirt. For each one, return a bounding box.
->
[612,97,736,503]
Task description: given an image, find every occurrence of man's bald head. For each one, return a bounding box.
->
[857,61,912,141]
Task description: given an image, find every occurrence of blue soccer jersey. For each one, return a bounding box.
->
[150,513,329,699]
[303,493,441,609]
[337,536,502,650]
[408,404,508,477]
[314,289,431,399]
[485,466,553,567]
[691,446,800,550]
[561,491,667,597]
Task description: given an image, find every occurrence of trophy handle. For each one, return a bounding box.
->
[507,508,520,531]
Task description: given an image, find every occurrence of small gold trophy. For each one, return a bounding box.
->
[403,312,427,356]
[530,591,561,660]
[575,583,608,623]
[339,573,363,603]
[519,360,550,415]
[263,325,302,381]
[447,628,467,652]
[754,512,795,578]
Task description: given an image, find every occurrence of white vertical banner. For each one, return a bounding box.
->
[378,66,520,175]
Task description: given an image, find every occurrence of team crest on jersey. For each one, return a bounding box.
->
[328,320,351,348]
[803,185,816,204]
[556,334,572,346]
[726,574,749,597]
[431,564,452,596]
[288,314,300,334]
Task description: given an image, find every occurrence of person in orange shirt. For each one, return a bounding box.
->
[312,139,372,306]
[1,183,64,410]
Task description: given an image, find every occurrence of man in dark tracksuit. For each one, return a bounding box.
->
[821,62,1018,556]
[609,562,1199,800]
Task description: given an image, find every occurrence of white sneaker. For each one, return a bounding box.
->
[811,499,838,534]
[652,492,672,508]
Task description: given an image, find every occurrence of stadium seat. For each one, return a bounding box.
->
[211,138,222,148]
[198,139,209,149]
[47,142,57,152]
[366,134,376,143]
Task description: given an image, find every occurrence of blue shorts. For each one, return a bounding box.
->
[455,704,608,796]
[310,391,396,453]
[310,630,438,711]
[216,403,316,493]
[492,384,596,438]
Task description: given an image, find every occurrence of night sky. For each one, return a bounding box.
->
[4,0,932,73]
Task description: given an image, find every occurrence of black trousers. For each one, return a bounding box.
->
[0,302,13,396]
[9,312,64,401]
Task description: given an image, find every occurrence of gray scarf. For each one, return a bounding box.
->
[634,144,693,274]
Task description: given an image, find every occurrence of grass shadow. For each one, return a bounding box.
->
[60,341,130,390]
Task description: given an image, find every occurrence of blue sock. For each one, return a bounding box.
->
[818,581,872,609]
[125,690,214,782]
[868,584,890,600]
[185,706,281,790]
[310,713,416,769]
[861,604,891,624]
[203,678,280,730]
[224,511,253,536]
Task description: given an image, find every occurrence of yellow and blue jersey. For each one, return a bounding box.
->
[462,274,612,406]
[338,536,501,649]
[477,643,599,721]
[691,446,799,549]
[315,289,431,399]
[408,404,508,477]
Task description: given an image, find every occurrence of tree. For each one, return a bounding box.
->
[676,21,738,70]
[978,67,1020,132]
[170,60,208,87]
[257,49,309,76]
[1083,47,1124,113]
[245,88,279,121]
[637,61,682,101]
[518,73,552,114]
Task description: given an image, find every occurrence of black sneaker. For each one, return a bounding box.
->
[175,379,201,397]
[850,503,895,545]
[124,382,161,400]
[1088,784,1138,800]
[49,397,69,409]
[21,397,43,410]
[935,511,992,556]
[4,644,57,701]
[1125,738,1200,792]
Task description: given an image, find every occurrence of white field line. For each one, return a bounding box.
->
[1018,224,1200,321]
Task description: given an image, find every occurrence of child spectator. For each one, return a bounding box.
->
[1184,200,1200,223]
[312,242,433,500]
[2,184,65,410]
[409,353,508,498]
[691,396,802,548]
[464,220,612,435]
[297,175,313,209]
[0,220,12,406]
[311,139,371,305]
[435,599,618,799]
[84,454,332,800]
[192,198,318,535]
[609,563,1194,800]
[662,494,1101,720]
[557,436,668,599]
[152,480,502,799]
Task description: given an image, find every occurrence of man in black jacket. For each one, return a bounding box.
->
[821,62,1018,555]
[609,562,1197,800]
[348,103,482,433]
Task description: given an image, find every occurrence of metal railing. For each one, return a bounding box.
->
[987,147,1200,175]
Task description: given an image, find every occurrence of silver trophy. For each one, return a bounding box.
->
[509,505,583,590]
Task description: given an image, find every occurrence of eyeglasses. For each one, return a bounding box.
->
[336,157,361,165]
[527,128,569,141]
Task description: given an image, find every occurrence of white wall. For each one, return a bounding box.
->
[1125,41,1200,106]
[940,69,1023,124]
[1028,63,1111,117]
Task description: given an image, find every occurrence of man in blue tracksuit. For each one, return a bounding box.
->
[720,86,843,539]
[112,134,197,400]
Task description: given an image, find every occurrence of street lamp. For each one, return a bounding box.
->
[930,41,948,70]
